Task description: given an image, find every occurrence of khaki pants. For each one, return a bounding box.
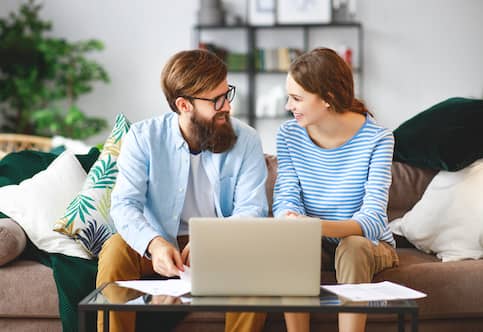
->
[96,234,189,332]
[225,235,399,332]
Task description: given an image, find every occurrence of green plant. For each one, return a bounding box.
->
[0,0,109,139]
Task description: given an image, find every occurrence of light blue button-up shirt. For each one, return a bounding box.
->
[110,112,268,256]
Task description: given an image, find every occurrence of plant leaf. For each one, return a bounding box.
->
[75,219,113,257]
[62,194,96,225]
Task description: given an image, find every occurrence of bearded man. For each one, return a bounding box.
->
[96,49,268,332]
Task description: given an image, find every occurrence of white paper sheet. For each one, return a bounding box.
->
[115,279,191,297]
[321,281,427,301]
[116,266,192,297]
[179,265,191,284]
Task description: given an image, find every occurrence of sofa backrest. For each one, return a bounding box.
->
[0,134,52,160]
[387,162,438,220]
[264,154,438,221]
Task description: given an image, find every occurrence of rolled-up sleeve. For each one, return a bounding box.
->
[352,132,394,242]
[231,131,268,218]
[273,126,306,217]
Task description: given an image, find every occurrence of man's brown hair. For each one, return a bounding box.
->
[161,49,227,113]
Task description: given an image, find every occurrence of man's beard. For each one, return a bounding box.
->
[190,109,237,153]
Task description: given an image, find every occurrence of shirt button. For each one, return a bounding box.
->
[179,188,183,192]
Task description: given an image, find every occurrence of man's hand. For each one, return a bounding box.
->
[147,236,184,277]
[181,242,191,267]
[150,295,182,305]
[285,211,301,218]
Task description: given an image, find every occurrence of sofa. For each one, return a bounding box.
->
[1,153,483,332]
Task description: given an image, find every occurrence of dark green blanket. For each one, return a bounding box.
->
[0,149,100,331]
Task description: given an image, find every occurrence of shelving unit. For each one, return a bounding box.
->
[194,22,363,128]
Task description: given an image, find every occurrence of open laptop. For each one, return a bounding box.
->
[189,217,321,296]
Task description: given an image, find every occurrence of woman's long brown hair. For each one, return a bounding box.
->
[289,48,370,116]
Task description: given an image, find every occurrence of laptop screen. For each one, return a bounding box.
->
[189,217,321,296]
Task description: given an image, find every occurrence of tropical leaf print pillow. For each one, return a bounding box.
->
[53,113,131,257]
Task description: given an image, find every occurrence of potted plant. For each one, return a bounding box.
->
[0,0,109,140]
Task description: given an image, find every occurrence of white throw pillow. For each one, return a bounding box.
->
[0,151,90,259]
[390,159,483,262]
[52,135,92,154]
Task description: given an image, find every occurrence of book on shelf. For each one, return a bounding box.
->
[255,47,303,72]
[225,53,248,71]
[198,42,248,72]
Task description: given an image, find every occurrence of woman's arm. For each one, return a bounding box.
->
[351,131,395,242]
[273,124,306,217]
[320,219,362,238]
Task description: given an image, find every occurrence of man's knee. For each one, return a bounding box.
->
[97,234,141,286]
[99,234,138,263]
[100,233,128,255]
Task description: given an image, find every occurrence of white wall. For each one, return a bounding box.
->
[1,0,482,153]
[358,0,483,130]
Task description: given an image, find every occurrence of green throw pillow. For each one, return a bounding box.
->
[53,113,131,257]
[393,97,483,171]
[0,148,100,219]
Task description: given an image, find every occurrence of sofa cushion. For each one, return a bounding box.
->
[389,160,483,262]
[0,152,90,258]
[0,260,59,318]
[375,248,483,318]
[0,148,100,219]
[0,218,27,266]
[0,148,100,188]
[53,113,131,257]
[387,162,438,221]
[394,97,483,171]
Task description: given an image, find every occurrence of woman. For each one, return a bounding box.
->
[278,47,398,331]
[226,48,399,332]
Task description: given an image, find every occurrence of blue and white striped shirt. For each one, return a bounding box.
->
[273,116,396,247]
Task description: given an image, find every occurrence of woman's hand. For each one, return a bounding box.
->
[285,211,301,218]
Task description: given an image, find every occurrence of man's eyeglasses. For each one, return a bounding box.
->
[182,85,236,112]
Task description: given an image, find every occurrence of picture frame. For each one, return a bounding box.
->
[276,0,332,24]
[248,0,275,26]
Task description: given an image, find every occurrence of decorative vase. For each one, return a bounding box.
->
[198,0,225,26]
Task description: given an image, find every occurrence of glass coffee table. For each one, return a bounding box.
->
[79,282,418,332]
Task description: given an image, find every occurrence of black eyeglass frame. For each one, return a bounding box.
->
[181,85,236,112]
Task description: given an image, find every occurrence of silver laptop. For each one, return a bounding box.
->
[189,217,321,296]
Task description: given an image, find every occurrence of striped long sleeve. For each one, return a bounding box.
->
[273,117,395,247]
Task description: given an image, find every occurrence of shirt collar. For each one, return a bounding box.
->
[171,112,187,150]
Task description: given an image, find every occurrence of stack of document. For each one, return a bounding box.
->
[116,273,424,303]
[322,281,427,301]
[116,265,192,297]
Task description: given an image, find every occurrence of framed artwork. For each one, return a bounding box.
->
[276,0,332,24]
[248,0,275,26]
